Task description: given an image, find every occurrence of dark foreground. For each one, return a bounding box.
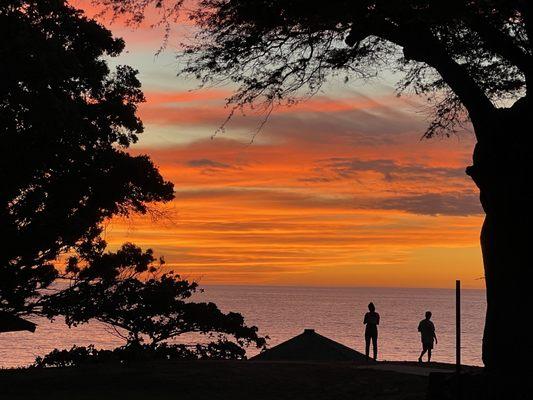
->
[0,360,427,400]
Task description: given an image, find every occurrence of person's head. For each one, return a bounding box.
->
[425,311,432,320]
[368,302,375,312]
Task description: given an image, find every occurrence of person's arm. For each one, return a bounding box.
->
[418,322,422,332]
[434,329,438,344]
[376,313,380,325]
[363,313,368,325]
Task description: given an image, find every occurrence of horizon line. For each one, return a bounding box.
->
[199,283,486,291]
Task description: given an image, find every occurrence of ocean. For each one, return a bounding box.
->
[0,286,486,368]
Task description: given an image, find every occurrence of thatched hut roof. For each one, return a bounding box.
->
[251,329,371,363]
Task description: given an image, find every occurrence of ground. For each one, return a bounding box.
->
[0,360,429,400]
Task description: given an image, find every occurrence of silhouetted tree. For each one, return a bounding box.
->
[0,0,174,318]
[42,243,266,355]
[96,0,533,378]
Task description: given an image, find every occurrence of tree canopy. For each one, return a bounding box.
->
[0,0,174,315]
[96,0,530,138]
[42,243,266,356]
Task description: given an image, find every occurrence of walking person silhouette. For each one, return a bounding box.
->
[363,302,380,361]
[418,311,438,363]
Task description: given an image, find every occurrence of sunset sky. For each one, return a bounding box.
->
[76,1,485,289]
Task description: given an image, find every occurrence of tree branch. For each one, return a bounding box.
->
[519,0,533,94]
[347,20,496,138]
[401,30,495,134]
[467,15,532,82]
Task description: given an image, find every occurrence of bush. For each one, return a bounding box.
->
[34,340,248,368]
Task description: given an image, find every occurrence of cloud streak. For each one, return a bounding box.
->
[72,1,485,287]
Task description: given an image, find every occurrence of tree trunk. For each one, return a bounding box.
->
[467,98,533,397]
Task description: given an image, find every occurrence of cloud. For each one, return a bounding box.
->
[145,90,232,105]
[138,91,428,147]
[173,187,482,217]
[377,193,482,216]
[72,0,485,287]
[187,159,232,169]
[319,157,466,182]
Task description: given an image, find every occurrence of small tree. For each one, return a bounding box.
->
[0,1,174,316]
[43,243,266,356]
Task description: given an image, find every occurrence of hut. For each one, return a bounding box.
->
[251,329,371,363]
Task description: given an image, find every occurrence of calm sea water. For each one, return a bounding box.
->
[0,286,486,368]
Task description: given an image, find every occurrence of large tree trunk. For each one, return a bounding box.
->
[467,98,533,397]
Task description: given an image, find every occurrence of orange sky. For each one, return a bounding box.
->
[74,1,485,289]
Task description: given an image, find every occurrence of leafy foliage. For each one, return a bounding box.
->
[0,1,174,315]
[34,340,247,367]
[95,0,531,137]
[42,243,266,351]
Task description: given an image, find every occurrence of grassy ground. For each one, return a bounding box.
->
[0,360,427,400]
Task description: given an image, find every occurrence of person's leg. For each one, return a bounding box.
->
[427,348,432,362]
[372,334,378,361]
[365,336,370,360]
[419,346,427,362]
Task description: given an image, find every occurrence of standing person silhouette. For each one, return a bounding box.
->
[418,311,438,363]
[363,302,380,361]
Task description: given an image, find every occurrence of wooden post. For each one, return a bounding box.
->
[456,279,461,374]
[456,280,462,400]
